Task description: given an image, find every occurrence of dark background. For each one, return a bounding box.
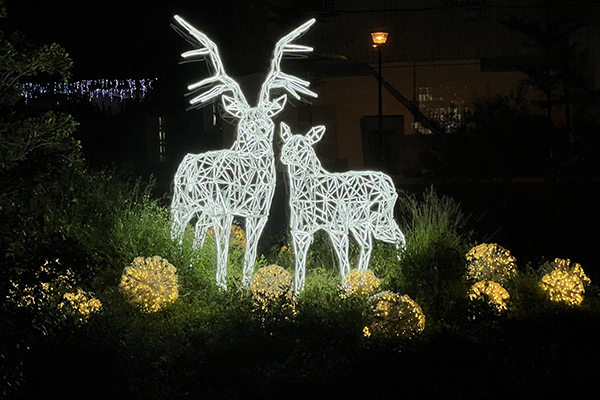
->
[4,0,599,279]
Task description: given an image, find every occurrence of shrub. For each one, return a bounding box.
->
[380,187,474,326]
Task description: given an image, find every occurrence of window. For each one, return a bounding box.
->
[158,116,166,162]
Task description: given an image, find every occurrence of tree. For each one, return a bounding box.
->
[0,3,84,259]
[0,22,81,171]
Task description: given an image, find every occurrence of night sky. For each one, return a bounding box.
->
[4,0,290,79]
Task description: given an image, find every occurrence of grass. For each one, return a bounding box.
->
[1,169,599,399]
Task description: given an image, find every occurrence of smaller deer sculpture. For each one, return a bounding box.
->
[279,123,406,294]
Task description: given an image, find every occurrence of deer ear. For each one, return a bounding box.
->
[267,94,287,117]
[280,122,292,143]
[222,95,246,118]
[306,125,326,145]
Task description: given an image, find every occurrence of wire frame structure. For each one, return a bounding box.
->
[279,123,406,294]
[170,16,318,290]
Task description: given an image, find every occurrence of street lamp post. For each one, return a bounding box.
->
[371,31,388,170]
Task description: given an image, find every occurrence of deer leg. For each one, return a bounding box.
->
[171,209,194,244]
[242,216,268,288]
[292,230,312,295]
[193,215,211,250]
[329,231,351,280]
[214,214,234,290]
[351,227,373,272]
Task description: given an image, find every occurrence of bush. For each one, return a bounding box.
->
[375,187,474,327]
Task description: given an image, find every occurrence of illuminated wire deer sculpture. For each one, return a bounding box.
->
[279,123,406,294]
[170,16,318,289]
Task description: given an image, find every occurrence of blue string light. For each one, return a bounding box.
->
[20,79,155,103]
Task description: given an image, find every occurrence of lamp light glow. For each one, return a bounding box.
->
[371,31,388,47]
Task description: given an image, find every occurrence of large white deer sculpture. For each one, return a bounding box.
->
[279,123,406,294]
[170,16,318,289]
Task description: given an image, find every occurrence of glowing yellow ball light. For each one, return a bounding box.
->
[466,243,517,283]
[340,269,381,298]
[539,258,590,306]
[251,265,295,313]
[468,280,510,313]
[364,291,425,338]
[206,224,247,250]
[119,256,179,313]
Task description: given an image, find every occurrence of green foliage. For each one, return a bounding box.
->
[377,187,474,326]
[0,111,82,171]
[0,31,72,105]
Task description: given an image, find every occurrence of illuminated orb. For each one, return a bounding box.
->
[340,269,380,298]
[468,280,510,313]
[251,264,294,313]
[466,243,517,283]
[59,288,102,320]
[539,259,590,306]
[206,224,247,251]
[119,256,179,312]
[364,291,425,338]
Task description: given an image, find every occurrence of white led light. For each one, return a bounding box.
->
[170,16,317,290]
[279,123,406,294]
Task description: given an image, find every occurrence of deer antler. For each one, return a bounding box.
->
[260,18,318,105]
[173,15,248,111]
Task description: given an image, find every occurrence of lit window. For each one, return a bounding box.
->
[158,117,167,162]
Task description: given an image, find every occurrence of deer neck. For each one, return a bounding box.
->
[287,157,322,182]
[231,110,274,158]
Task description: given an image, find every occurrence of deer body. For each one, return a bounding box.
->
[279,123,406,294]
[170,16,317,289]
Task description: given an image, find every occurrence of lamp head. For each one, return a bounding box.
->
[371,31,388,48]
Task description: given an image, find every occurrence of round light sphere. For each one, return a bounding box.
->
[119,256,179,312]
[466,243,517,283]
[468,280,510,313]
[340,269,380,298]
[539,259,590,306]
[364,291,425,338]
[251,264,294,312]
[206,224,247,250]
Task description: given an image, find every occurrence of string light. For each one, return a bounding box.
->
[466,243,517,283]
[279,123,406,295]
[59,288,102,322]
[468,280,510,313]
[119,256,179,313]
[340,269,381,298]
[20,79,155,104]
[7,259,76,309]
[364,291,425,338]
[7,259,101,323]
[539,258,590,306]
